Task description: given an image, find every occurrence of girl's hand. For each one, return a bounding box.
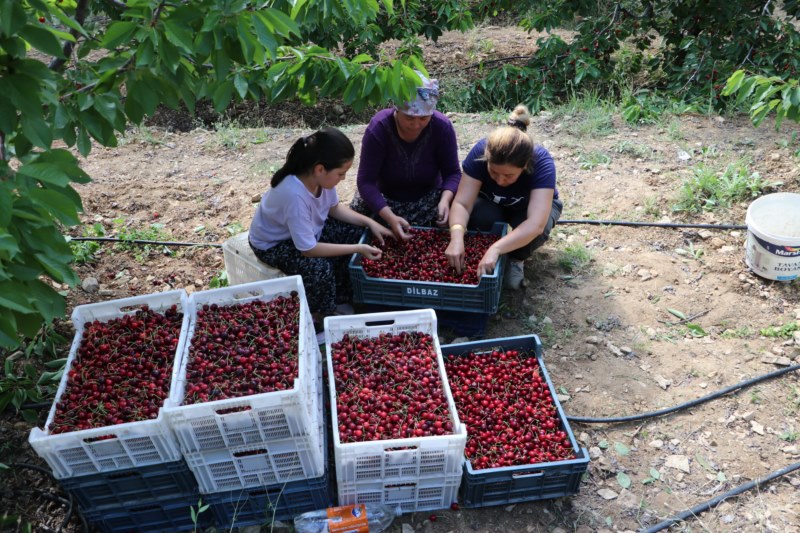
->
[436,199,450,227]
[359,244,383,260]
[368,221,394,246]
[445,238,466,273]
[477,246,501,277]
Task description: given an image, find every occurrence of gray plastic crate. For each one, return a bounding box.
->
[348,222,508,314]
[441,335,590,508]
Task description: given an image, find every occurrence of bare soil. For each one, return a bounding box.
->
[3,25,800,533]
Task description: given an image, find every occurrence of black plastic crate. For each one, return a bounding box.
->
[59,458,198,512]
[82,492,212,533]
[348,222,508,314]
[441,335,590,508]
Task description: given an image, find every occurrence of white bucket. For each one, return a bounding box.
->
[745,192,800,281]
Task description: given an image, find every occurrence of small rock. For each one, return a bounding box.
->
[597,488,618,500]
[699,382,708,389]
[579,432,590,443]
[722,515,736,524]
[250,193,262,203]
[607,342,623,357]
[649,439,664,449]
[504,504,516,512]
[782,445,799,455]
[775,356,792,366]
[715,116,725,123]
[698,229,714,240]
[239,526,262,533]
[14,421,29,429]
[740,411,756,422]
[589,446,603,459]
[556,394,570,403]
[585,336,601,345]
[710,237,726,249]
[665,455,691,473]
[720,245,737,253]
[589,352,598,361]
[750,421,765,435]
[541,316,553,325]
[655,375,672,390]
[620,346,633,354]
[402,524,415,533]
[793,331,800,345]
[527,314,537,323]
[333,104,344,115]
[81,277,99,294]
[637,268,652,281]
[617,489,640,508]
[552,528,567,533]
[677,149,692,161]
[769,152,781,161]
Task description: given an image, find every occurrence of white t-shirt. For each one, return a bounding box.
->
[249,175,339,251]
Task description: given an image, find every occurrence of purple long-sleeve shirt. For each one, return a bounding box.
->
[356,108,461,214]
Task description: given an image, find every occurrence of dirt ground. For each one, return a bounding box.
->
[3,25,800,533]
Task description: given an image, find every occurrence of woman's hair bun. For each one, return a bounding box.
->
[506,104,531,131]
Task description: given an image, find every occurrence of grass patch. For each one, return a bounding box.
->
[578,150,611,170]
[551,91,616,137]
[611,140,655,160]
[113,218,173,263]
[558,244,592,273]
[69,223,106,264]
[673,160,779,213]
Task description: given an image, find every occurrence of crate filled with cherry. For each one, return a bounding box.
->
[324,309,466,513]
[442,335,589,508]
[348,222,508,314]
[163,276,326,497]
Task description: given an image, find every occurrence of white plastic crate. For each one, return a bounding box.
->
[324,309,467,498]
[184,350,326,494]
[222,231,284,286]
[28,290,189,479]
[164,278,322,469]
[338,473,462,513]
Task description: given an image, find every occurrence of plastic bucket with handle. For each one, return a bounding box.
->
[745,192,800,281]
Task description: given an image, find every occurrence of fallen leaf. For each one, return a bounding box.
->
[617,472,632,489]
[614,441,630,456]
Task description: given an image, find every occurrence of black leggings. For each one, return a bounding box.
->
[250,218,363,315]
[468,197,563,261]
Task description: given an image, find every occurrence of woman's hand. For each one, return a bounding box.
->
[367,220,394,246]
[388,213,411,240]
[477,245,501,277]
[436,198,450,227]
[358,243,383,260]
[445,237,466,273]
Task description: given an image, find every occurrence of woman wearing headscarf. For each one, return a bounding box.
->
[349,71,461,239]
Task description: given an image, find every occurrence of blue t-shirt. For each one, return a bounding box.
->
[462,139,558,209]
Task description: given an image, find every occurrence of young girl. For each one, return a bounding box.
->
[445,105,562,290]
[249,127,393,325]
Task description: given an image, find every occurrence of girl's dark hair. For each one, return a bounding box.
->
[483,104,535,172]
[271,127,355,188]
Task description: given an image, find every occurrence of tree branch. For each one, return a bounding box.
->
[48,0,91,72]
[0,131,6,162]
[739,0,773,69]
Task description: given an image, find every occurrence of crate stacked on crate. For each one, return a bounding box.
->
[441,335,590,508]
[163,276,331,528]
[222,231,284,285]
[324,309,467,514]
[27,290,208,532]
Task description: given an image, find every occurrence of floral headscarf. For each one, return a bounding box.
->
[396,71,439,116]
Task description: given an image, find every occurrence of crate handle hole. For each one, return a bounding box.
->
[84,434,117,443]
[385,483,417,488]
[119,304,149,313]
[385,446,418,452]
[364,319,395,327]
[233,449,267,457]
[512,470,544,479]
[216,405,251,415]
[108,471,140,480]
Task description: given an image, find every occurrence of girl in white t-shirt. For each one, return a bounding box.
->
[249,128,392,323]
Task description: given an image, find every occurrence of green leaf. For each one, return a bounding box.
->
[717,471,727,482]
[0,0,27,37]
[100,21,138,49]
[212,81,234,113]
[17,162,70,187]
[649,468,660,480]
[0,285,36,314]
[48,7,89,39]
[44,358,67,369]
[695,454,715,472]
[20,115,53,149]
[722,69,745,96]
[233,73,248,99]
[667,308,686,320]
[614,442,630,456]
[19,24,64,57]
[617,471,631,489]
[598,439,609,449]
[685,323,706,337]
[30,189,80,226]
[162,19,194,53]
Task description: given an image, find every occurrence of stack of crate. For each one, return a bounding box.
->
[27,291,208,532]
[323,309,466,513]
[163,277,331,528]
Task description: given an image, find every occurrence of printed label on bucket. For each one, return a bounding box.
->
[746,234,800,281]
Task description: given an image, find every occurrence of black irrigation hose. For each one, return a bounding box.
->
[69,236,222,247]
[566,364,800,425]
[8,462,88,533]
[557,219,747,230]
[63,217,747,250]
[642,461,800,533]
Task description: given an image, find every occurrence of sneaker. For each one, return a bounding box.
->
[504,260,527,290]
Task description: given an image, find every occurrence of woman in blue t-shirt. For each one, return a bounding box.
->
[445,105,563,289]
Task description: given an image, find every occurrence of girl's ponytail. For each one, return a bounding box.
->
[270,128,355,188]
